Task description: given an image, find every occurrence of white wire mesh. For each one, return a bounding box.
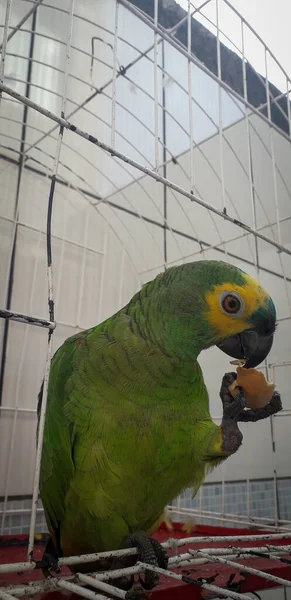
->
[1,0,291,597]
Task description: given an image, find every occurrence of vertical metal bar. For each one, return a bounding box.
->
[0,0,13,104]
[27,0,75,558]
[97,221,109,324]
[246,448,251,522]
[0,230,42,535]
[187,0,194,193]
[241,19,259,277]
[268,365,279,529]
[216,0,226,213]
[154,0,159,171]
[0,6,38,409]
[76,211,90,328]
[278,253,291,318]
[199,485,203,516]
[118,246,125,308]
[111,0,119,149]
[54,186,67,315]
[221,462,225,521]
[241,19,259,278]
[0,408,18,534]
[265,48,281,245]
[161,40,167,269]
[28,336,53,559]
[287,76,291,137]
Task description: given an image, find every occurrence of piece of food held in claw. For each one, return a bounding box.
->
[229,364,276,409]
[37,260,282,599]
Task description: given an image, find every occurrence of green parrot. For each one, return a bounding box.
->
[37,260,282,592]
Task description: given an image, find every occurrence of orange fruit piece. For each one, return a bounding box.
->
[228,367,275,409]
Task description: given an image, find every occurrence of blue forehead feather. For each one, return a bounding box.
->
[250,297,276,326]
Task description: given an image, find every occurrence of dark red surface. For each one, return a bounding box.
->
[1,524,291,599]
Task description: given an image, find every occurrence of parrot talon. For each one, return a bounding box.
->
[220,372,246,420]
[237,390,282,422]
[35,552,61,579]
[36,536,61,579]
[219,372,244,454]
[125,532,168,591]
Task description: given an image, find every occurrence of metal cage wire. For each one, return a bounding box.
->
[1,0,291,597]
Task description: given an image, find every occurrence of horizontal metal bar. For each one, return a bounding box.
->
[270,361,291,368]
[137,560,251,600]
[169,506,291,531]
[0,508,43,516]
[0,309,55,329]
[0,591,18,600]
[77,574,125,600]
[0,534,290,575]
[1,82,291,257]
[58,579,107,600]
[3,545,291,597]
[192,548,291,587]
[0,214,104,257]
[169,504,291,526]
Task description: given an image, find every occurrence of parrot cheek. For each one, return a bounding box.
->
[216,329,274,369]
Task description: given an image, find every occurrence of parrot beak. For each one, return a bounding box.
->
[216,317,276,369]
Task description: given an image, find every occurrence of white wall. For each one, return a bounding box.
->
[0,0,291,497]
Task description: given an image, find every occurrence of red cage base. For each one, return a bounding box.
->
[1,523,291,599]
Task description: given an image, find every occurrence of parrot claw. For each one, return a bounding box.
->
[237,390,283,423]
[125,531,168,591]
[219,373,283,455]
[220,372,246,420]
[269,391,283,413]
[35,552,61,579]
[35,536,61,579]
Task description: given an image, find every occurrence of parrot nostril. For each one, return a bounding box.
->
[264,317,276,337]
[255,316,276,338]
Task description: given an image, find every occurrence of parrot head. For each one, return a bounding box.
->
[202,263,276,368]
[144,260,276,367]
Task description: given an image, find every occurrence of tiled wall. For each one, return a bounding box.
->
[0,497,46,536]
[170,477,291,528]
[1,478,291,535]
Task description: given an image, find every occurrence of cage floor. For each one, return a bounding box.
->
[1,523,291,599]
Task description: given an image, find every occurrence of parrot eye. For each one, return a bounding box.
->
[220,292,244,316]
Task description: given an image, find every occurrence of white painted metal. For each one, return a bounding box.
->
[1,0,291,596]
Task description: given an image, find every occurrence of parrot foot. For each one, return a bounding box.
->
[238,390,282,422]
[220,372,246,419]
[219,372,244,454]
[35,537,61,579]
[124,531,168,591]
[35,552,61,578]
[220,372,283,423]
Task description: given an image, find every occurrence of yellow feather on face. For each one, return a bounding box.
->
[203,273,271,339]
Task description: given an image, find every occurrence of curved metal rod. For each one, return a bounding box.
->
[1,4,290,262]
[222,0,291,84]
[1,90,287,273]
[174,0,290,128]
[19,0,291,122]
[119,0,291,144]
[0,140,141,297]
